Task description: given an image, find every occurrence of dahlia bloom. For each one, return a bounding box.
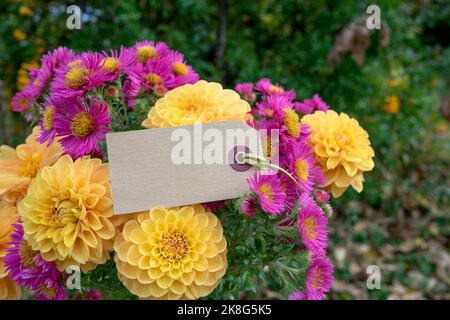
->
[51,52,108,99]
[0,206,20,300]
[0,127,63,205]
[247,172,286,215]
[53,97,111,159]
[4,221,65,300]
[302,110,375,197]
[18,155,116,272]
[142,80,251,128]
[298,194,328,257]
[305,256,334,300]
[114,205,227,299]
[285,142,326,195]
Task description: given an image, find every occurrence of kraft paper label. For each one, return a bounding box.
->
[106,121,264,215]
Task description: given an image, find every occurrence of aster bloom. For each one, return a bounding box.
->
[305,256,334,300]
[100,47,134,82]
[241,197,257,218]
[142,80,251,128]
[295,94,330,114]
[53,97,111,159]
[203,201,226,213]
[4,220,65,300]
[247,171,286,215]
[0,127,63,205]
[36,96,59,145]
[302,110,375,197]
[297,194,328,257]
[87,289,103,300]
[131,59,175,93]
[18,155,116,272]
[256,78,285,95]
[122,77,142,108]
[132,41,170,64]
[288,290,307,300]
[11,91,33,112]
[235,83,255,102]
[0,206,21,300]
[286,141,326,195]
[314,189,330,204]
[168,50,200,88]
[51,52,108,99]
[114,205,227,299]
[255,93,292,118]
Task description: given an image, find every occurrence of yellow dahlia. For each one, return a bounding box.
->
[142,80,251,128]
[114,204,227,300]
[18,155,116,272]
[0,127,63,205]
[301,110,375,197]
[0,206,21,300]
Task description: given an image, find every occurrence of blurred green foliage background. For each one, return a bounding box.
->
[0,0,449,299]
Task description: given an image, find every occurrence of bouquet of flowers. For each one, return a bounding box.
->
[0,41,374,300]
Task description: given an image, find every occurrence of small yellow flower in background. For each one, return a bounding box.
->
[19,6,33,16]
[142,80,251,128]
[13,29,27,41]
[16,61,40,90]
[0,127,63,206]
[302,110,375,198]
[430,75,438,88]
[0,206,21,300]
[19,155,116,272]
[388,78,401,88]
[114,204,227,300]
[436,122,448,134]
[383,96,400,114]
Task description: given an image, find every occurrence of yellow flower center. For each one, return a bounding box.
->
[312,268,323,289]
[335,132,350,146]
[159,231,189,262]
[302,216,318,240]
[264,109,274,117]
[20,154,41,178]
[102,57,121,73]
[258,183,274,201]
[43,107,55,131]
[263,136,272,158]
[51,199,79,225]
[19,240,37,268]
[269,84,284,93]
[64,66,90,89]
[136,45,157,63]
[38,284,57,299]
[145,73,162,86]
[172,62,188,76]
[295,159,309,181]
[71,112,95,138]
[33,78,40,86]
[283,108,300,138]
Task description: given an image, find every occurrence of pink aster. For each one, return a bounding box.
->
[203,200,226,213]
[100,47,135,82]
[51,51,108,99]
[36,96,59,145]
[288,290,307,300]
[255,78,296,100]
[4,220,66,300]
[41,46,76,72]
[132,40,170,65]
[53,97,111,159]
[122,76,142,108]
[11,91,33,112]
[247,171,286,215]
[295,94,330,114]
[235,82,255,102]
[286,141,326,195]
[305,256,334,300]
[298,193,328,257]
[314,189,330,204]
[255,93,293,118]
[167,50,200,89]
[129,58,174,94]
[241,197,257,218]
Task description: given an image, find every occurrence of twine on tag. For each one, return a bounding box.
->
[242,153,301,191]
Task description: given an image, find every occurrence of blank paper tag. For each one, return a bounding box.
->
[106,121,263,215]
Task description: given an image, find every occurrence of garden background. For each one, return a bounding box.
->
[0,0,449,299]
